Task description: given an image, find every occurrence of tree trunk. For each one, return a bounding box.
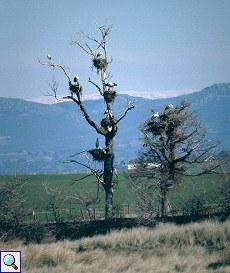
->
[104,136,114,220]
[161,189,169,219]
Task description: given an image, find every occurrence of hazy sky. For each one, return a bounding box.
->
[0,0,230,101]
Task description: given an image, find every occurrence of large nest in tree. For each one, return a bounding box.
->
[146,121,162,135]
[89,148,106,161]
[101,117,111,129]
[69,83,83,95]
[101,116,117,130]
[92,57,108,73]
[103,90,117,103]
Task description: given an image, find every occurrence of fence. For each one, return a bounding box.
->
[23,204,136,223]
[23,202,229,224]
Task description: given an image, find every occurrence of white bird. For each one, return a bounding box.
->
[114,167,118,178]
[127,101,134,108]
[165,104,173,110]
[153,112,160,118]
[73,74,80,83]
[105,82,117,88]
[47,54,52,60]
[104,109,113,117]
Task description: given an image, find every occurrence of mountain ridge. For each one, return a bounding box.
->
[0,83,229,174]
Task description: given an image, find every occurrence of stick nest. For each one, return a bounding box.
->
[89,148,106,161]
[101,116,117,130]
[92,57,108,73]
[69,83,83,94]
[103,90,117,103]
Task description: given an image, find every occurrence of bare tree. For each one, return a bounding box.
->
[131,99,224,218]
[42,183,68,223]
[0,175,27,228]
[39,25,134,220]
[217,173,230,213]
[68,191,100,221]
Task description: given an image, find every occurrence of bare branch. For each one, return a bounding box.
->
[116,103,135,124]
[63,159,104,186]
[88,78,103,95]
[70,174,94,185]
[70,150,89,157]
[38,58,71,82]
[81,31,102,47]
[64,95,107,135]
[39,76,66,103]
[71,40,95,56]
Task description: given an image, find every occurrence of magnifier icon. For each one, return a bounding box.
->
[3,254,18,270]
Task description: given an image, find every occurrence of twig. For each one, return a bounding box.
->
[116,104,135,124]
[88,78,103,95]
[38,58,71,82]
[63,159,104,186]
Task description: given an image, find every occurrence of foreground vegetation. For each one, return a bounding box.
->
[1,219,230,273]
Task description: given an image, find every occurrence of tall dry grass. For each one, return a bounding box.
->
[0,219,230,273]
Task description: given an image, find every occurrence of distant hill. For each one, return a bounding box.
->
[0,83,229,174]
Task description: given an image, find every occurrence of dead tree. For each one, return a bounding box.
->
[39,25,134,220]
[0,174,27,229]
[132,99,224,218]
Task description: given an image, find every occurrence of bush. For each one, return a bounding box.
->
[0,175,27,230]
[217,174,230,213]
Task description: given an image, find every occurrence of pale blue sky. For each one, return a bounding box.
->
[0,0,230,100]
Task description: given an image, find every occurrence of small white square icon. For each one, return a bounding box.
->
[0,251,21,273]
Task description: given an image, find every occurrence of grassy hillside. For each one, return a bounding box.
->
[1,219,230,272]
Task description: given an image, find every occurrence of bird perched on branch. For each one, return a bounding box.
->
[153,112,160,118]
[96,138,99,148]
[105,82,117,88]
[73,74,80,84]
[47,54,52,60]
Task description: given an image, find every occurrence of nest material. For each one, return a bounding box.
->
[103,90,117,103]
[101,116,118,129]
[89,148,106,161]
[101,116,110,129]
[92,57,108,72]
[100,116,118,133]
[69,83,83,94]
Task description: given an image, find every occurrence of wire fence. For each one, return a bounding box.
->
[23,204,134,223]
[22,203,229,224]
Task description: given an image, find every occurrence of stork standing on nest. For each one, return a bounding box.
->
[96,138,100,148]
[105,81,117,90]
[73,74,80,85]
[165,104,173,110]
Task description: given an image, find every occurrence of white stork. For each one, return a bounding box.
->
[105,82,117,88]
[73,74,80,84]
[153,112,160,118]
[165,104,173,110]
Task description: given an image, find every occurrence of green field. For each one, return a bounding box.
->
[1,172,227,222]
[22,172,134,209]
[19,172,135,221]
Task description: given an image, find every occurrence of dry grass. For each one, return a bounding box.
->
[1,219,230,273]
